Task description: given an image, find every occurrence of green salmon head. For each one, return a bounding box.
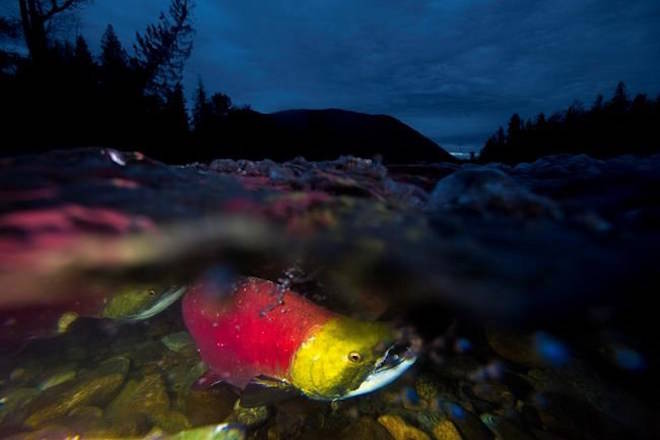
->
[102,285,187,320]
[289,316,415,400]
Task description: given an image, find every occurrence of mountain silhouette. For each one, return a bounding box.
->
[206,108,454,164]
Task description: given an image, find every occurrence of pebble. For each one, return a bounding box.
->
[432,419,462,440]
[442,402,493,440]
[485,327,541,367]
[480,413,535,440]
[108,374,168,413]
[470,383,514,408]
[415,375,444,403]
[161,331,196,354]
[38,369,77,391]
[0,387,40,425]
[378,414,431,440]
[152,409,192,433]
[163,423,246,440]
[24,356,129,427]
[225,399,269,428]
[182,387,236,426]
[340,416,394,440]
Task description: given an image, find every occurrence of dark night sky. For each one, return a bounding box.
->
[13,0,660,151]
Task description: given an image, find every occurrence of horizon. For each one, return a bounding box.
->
[63,0,660,152]
[3,1,660,152]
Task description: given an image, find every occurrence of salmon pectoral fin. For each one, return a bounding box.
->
[192,367,226,389]
[240,375,301,407]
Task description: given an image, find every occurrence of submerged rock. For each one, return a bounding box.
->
[105,373,169,423]
[0,387,40,426]
[479,413,534,440]
[162,423,246,440]
[224,399,269,429]
[23,356,129,427]
[161,331,195,354]
[152,410,192,433]
[432,419,462,440]
[440,402,493,440]
[37,369,77,392]
[181,388,236,427]
[340,416,394,440]
[378,414,431,440]
[486,327,570,368]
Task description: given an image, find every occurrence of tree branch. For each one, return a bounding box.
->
[43,0,79,20]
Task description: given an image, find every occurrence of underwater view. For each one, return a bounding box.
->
[1,149,659,439]
[2,0,660,439]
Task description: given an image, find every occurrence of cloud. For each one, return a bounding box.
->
[79,0,660,150]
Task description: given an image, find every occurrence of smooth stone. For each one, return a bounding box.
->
[378,414,431,440]
[531,392,629,440]
[271,398,327,438]
[38,370,77,391]
[127,340,167,367]
[4,425,76,440]
[57,311,79,334]
[433,356,483,381]
[442,402,493,440]
[415,411,443,434]
[470,383,515,408]
[224,399,269,428]
[432,419,462,440]
[0,387,40,425]
[182,388,236,427]
[340,416,394,440]
[43,405,108,435]
[9,369,26,382]
[415,375,445,403]
[485,327,542,367]
[105,373,169,424]
[479,413,535,440]
[24,357,129,427]
[529,428,568,440]
[109,414,152,437]
[161,331,195,354]
[163,423,246,440]
[68,405,103,419]
[526,362,648,433]
[167,360,207,403]
[153,410,192,433]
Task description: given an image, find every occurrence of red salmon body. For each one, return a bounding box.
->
[182,277,336,388]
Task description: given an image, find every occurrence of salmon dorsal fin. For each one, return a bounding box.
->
[240,375,301,407]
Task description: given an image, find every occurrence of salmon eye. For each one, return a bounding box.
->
[348,352,362,363]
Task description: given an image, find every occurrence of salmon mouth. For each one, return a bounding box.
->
[339,343,417,400]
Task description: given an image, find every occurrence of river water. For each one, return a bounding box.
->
[0,149,658,439]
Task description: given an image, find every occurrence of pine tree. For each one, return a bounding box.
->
[100,25,127,69]
[192,78,208,132]
[134,0,194,96]
[74,35,93,67]
[611,81,629,112]
[507,114,522,142]
[536,113,546,126]
[210,92,232,117]
[165,82,189,134]
[591,94,604,112]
